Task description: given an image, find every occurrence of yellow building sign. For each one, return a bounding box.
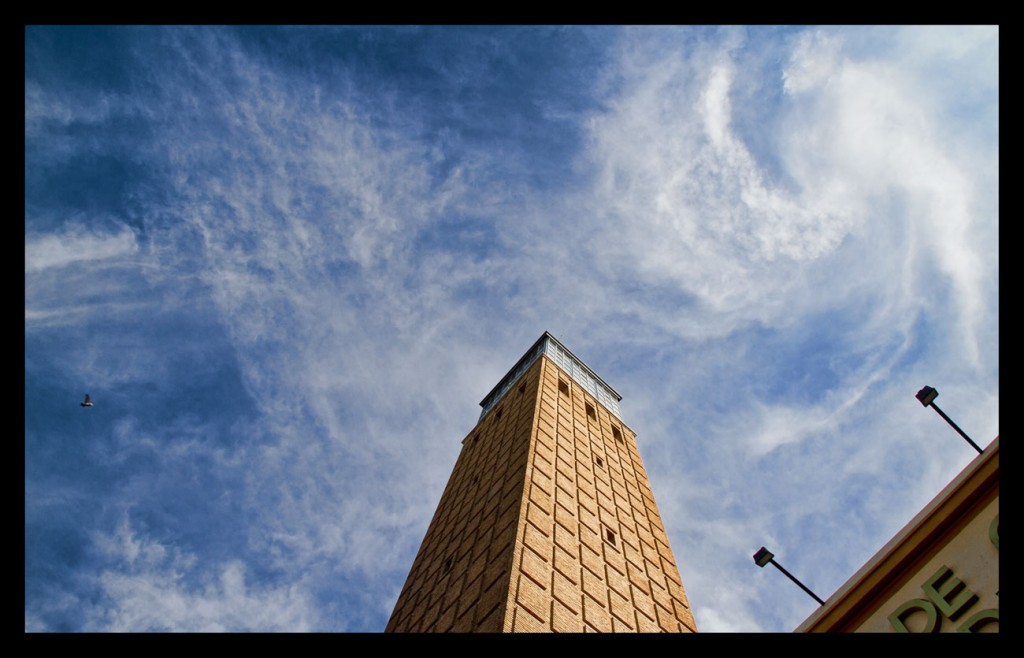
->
[796,438,998,633]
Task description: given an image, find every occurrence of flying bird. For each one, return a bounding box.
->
[80,394,93,407]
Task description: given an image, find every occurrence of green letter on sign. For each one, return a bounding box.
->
[922,565,978,621]
[957,608,998,633]
[888,599,940,633]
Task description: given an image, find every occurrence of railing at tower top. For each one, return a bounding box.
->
[479,332,622,422]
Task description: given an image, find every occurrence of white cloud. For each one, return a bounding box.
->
[25,81,144,130]
[25,224,138,273]
[574,26,996,358]
[782,31,841,94]
[86,518,319,632]
[117,32,491,600]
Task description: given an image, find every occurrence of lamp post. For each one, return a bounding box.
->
[753,546,825,606]
[915,386,983,454]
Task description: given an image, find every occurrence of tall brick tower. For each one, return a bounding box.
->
[386,332,697,633]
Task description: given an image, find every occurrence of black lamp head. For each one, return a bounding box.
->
[916,386,938,407]
[753,546,774,568]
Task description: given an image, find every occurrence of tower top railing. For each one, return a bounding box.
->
[479,331,622,421]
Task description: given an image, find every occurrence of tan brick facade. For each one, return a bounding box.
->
[386,342,696,633]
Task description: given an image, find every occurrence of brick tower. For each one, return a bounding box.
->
[386,332,697,633]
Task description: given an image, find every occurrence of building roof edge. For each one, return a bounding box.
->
[478,331,623,409]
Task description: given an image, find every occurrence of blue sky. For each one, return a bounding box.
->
[25,25,998,632]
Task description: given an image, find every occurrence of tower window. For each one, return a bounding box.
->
[558,380,569,396]
[595,456,604,468]
[604,527,617,548]
[612,426,622,443]
[586,403,596,420]
[518,382,526,395]
[495,407,503,421]
[443,556,453,574]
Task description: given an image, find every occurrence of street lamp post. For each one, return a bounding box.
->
[753,546,825,606]
[915,386,983,454]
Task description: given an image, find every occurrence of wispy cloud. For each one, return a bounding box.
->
[26,224,138,273]
[84,518,319,632]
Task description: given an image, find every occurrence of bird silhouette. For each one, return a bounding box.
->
[81,394,93,407]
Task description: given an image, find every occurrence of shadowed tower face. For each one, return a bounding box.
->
[386,332,697,633]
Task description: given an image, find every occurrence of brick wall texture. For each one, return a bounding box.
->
[386,355,697,633]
